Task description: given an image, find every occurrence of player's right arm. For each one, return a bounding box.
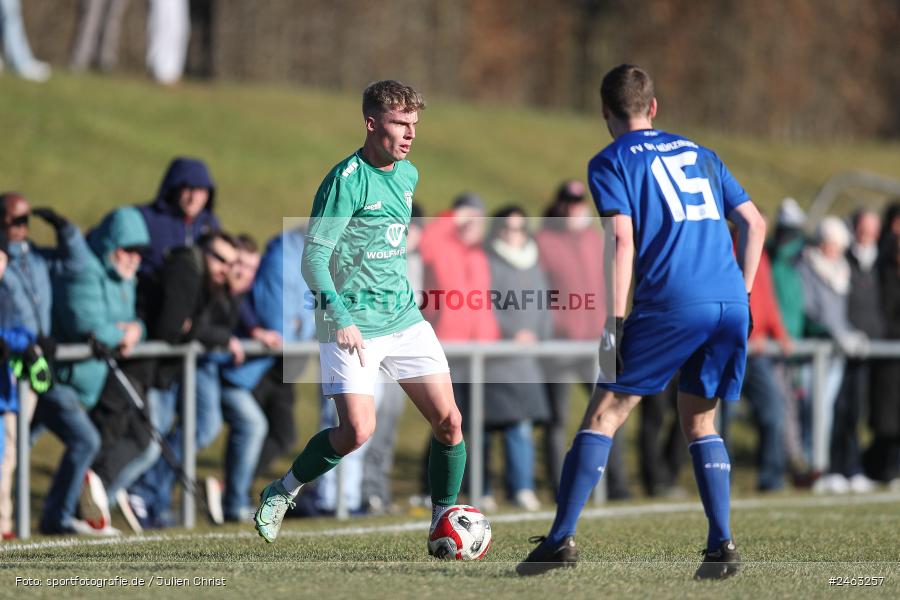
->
[301,175,366,365]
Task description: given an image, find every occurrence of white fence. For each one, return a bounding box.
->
[15,338,900,538]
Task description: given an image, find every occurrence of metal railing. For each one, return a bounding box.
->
[15,338,900,538]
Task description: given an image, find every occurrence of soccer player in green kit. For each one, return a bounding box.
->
[255,80,466,551]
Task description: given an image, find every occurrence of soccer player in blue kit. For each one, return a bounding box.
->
[517,64,767,580]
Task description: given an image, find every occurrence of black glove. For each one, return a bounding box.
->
[747,293,754,338]
[37,335,56,359]
[37,335,57,378]
[600,316,625,376]
[31,207,69,230]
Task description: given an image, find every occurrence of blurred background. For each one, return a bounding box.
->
[2,0,900,536]
[4,0,900,236]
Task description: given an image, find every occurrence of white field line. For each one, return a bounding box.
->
[2,491,898,555]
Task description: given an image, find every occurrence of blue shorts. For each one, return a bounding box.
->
[599,301,749,401]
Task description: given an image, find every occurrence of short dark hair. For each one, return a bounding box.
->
[198,230,237,253]
[0,192,24,222]
[489,204,528,239]
[235,233,258,253]
[600,64,654,120]
[362,80,426,117]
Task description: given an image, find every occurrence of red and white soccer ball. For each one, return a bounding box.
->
[428,505,492,560]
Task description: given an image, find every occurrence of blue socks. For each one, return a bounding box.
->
[689,434,733,550]
[547,431,612,544]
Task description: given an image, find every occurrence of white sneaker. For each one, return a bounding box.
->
[67,518,120,537]
[18,61,51,83]
[79,470,112,529]
[115,489,143,534]
[848,474,877,494]
[514,489,541,512]
[477,495,498,513]
[813,473,850,495]
[205,477,224,525]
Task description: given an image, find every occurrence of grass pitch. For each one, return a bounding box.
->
[1,492,897,599]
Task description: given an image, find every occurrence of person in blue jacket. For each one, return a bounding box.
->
[218,229,315,520]
[1,192,90,349]
[33,207,149,535]
[136,157,219,277]
[1,197,89,537]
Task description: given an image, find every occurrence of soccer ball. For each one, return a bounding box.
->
[428,505,492,560]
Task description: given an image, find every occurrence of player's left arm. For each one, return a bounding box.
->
[717,157,767,294]
[728,201,767,294]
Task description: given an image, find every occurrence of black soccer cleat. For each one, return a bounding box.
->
[515,535,578,576]
[694,540,741,580]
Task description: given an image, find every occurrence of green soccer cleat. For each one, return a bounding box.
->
[254,480,295,543]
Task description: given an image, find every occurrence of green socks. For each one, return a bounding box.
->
[429,437,467,507]
[290,428,344,483]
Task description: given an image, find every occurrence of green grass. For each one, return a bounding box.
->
[2,72,899,246]
[2,494,898,599]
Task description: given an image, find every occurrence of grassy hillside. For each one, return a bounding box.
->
[2,73,899,242]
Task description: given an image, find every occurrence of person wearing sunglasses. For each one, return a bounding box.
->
[0,192,91,537]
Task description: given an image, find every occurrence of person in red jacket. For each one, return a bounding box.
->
[419,193,499,341]
[418,193,499,505]
[722,238,794,491]
[534,180,630,499]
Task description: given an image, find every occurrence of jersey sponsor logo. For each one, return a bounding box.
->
[404,191,413,209]
[364,200,382,211]
[365,247,407,260]
[341,161,359,178]
[385,223,405,248]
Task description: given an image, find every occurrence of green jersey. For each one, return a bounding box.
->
[305,150,423,342]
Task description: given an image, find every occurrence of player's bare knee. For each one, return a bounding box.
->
[681,418,718,442]
[432,409,462,445]
[334,421,375,453]
[580,391,637,433]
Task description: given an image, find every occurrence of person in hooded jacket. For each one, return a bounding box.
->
[136,156,219,279]
[33,207,149,535]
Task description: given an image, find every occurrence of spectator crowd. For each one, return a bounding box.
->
[1,157,899,537]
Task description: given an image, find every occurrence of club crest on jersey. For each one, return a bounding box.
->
[404,191,413,209]
[385,223,405,248]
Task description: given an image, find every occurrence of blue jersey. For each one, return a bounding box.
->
[588,129,749,309]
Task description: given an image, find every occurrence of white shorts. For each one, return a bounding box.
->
[319,320,450,397]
